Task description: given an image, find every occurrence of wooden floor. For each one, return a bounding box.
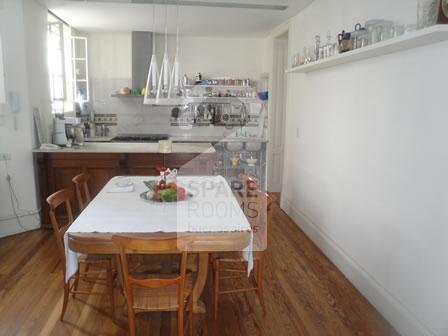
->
[0,200,397,336]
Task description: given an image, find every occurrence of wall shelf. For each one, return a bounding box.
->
[184,84,253,90]
[111,94,143,98]
[286,25,448,74]
[112,94,261,105]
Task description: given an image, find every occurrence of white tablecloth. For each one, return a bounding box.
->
[65,176,253,282]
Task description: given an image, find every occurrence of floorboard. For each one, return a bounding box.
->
[0,200,397,336]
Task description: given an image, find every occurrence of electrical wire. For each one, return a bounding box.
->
[1,159,40,230]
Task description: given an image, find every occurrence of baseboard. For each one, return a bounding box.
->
[0,216,40,239]
[280,197,435,336]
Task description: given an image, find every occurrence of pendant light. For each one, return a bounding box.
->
[156,0,171,103]
[168,2,183,99]
[143,2,159,104]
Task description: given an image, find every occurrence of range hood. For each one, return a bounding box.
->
[131,31,153,89]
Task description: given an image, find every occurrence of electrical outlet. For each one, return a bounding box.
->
[0,153,11,161]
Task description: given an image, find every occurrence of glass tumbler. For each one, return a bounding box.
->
[417,0,440,29]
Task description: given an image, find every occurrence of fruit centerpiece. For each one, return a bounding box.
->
[140,167,191,202]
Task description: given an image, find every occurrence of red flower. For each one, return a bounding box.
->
[155,165,166,172]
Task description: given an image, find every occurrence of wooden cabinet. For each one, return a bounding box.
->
[36,152,215,228]
[127,154,164,176]
[165,153,214,176]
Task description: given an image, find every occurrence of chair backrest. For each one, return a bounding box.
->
[72,172,91,211]
[241,174,259,197]
[238,176,273,251]
[112,236,189,312]
[46,188,75,276]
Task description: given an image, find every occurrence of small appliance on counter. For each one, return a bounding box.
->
[53,117,85,146]
[53,118,68,146]
[64,117,85,147]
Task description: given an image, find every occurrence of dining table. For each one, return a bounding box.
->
[65,175,253,313]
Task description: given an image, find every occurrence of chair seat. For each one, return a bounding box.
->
[78,253,113,264]
[132,273,193,312]
[212,251,263,263]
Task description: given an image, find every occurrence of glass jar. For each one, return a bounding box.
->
[365,19,393,44]
[417,0,440,29]
[351,23,370,49]
[392,24,406,37]
[443,0,448,16]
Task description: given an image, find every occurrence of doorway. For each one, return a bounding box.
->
[267,31,288,193]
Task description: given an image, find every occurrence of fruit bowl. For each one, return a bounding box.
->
[140,180,193,203]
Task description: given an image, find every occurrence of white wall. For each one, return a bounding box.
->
[179,36,263,79]
[87,32,265,136]
[0,0,51,238]
[88,32,132,79]
[279,0,447,335]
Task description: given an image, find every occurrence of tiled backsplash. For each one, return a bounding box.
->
[90,78,265,138]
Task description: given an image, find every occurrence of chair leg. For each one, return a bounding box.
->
[106,262,115,316]
[256,258,266,315]
[189,296,193,336]
[128,308,136,336]
[213,259,220,321]
[60,282,70,321]
[178,304,184,336]
[72,269,79,298]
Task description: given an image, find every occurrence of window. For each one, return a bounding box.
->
[71,36,89,105]
[47,13,74,114]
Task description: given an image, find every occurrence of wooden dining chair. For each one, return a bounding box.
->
[46,188,115,321]
[112,235,193,336]
[241,174,259,197]
[212,188,274,320]
[72,172,92,211]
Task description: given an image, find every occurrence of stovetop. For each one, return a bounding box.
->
[111,134,169,143]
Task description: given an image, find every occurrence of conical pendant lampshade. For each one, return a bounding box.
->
[168,4,183,99]
[144,4,158,104]
[156,2,171,103]
[144,33,159,104]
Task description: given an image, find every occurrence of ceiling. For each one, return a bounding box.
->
[42,0,313,36]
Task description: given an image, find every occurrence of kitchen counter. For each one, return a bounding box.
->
[33,142,216,154]
[84,136,114,142]
[35,143,217,228]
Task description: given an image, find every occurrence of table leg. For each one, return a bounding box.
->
[192,252,209,313]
